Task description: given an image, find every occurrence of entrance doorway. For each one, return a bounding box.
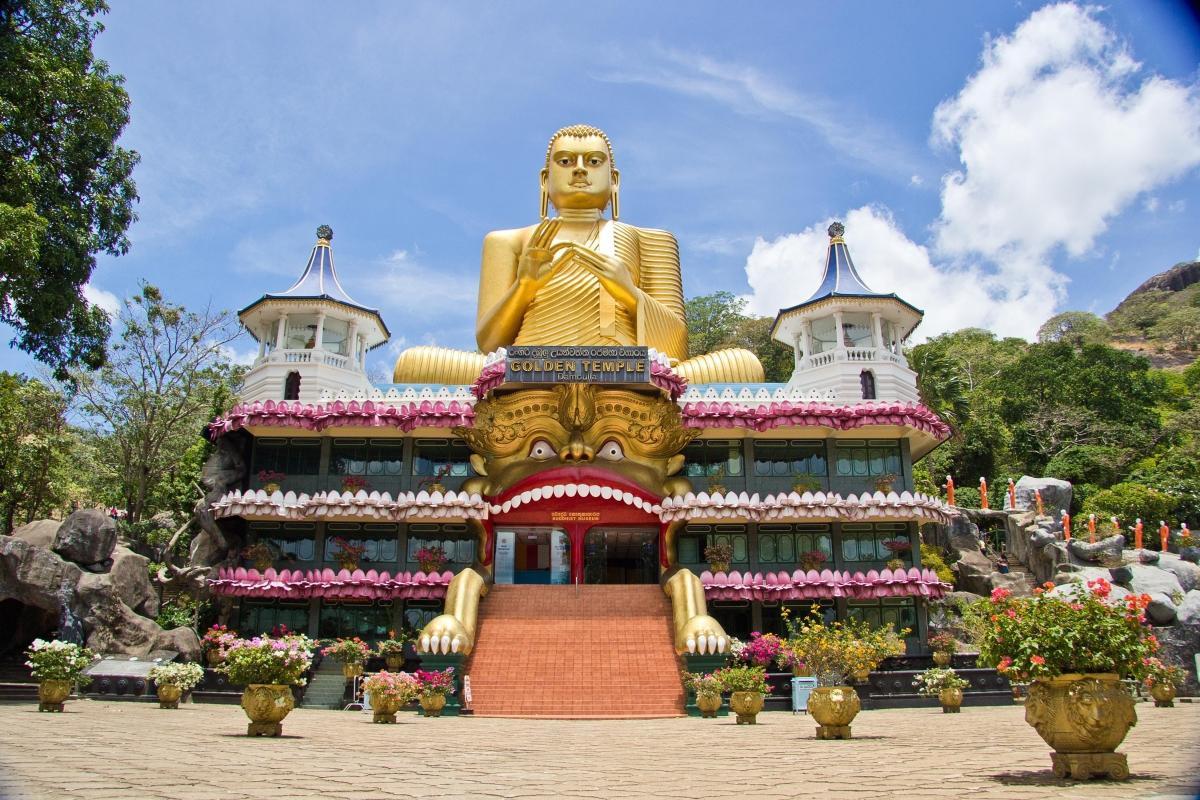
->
[583,527,658,584]
[495,527,570,585]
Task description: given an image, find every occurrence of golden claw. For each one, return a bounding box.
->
[664,569,728,655]
[417,568,488,656]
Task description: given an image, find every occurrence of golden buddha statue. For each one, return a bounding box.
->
[392,124,764,385]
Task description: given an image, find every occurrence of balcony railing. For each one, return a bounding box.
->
[802,347,907,369]
[254,348,357,371]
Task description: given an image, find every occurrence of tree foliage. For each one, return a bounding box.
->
[0,373,77,533]
[0,0,139,379]
[1036,311,1111,347]
[684,291,792,382]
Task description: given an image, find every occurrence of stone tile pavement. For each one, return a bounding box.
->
[0,699,1197,800]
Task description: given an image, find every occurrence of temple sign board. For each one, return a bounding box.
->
[504,345,651,387]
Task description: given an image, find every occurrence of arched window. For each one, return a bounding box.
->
[284,371,301,401]
[860,370,876,400]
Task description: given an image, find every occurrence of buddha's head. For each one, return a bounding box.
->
[453,384,694,502]
[542,124,619,218]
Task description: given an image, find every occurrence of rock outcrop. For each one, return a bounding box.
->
[1013,476,1072,517]
[52,510,118,570]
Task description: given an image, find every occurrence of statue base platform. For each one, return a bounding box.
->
[816,724,852,740]
[1049,751,1129,780]
[246,721,283,737]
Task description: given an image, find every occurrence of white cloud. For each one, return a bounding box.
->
[1143,196,1160,213]
[361,249,475,319]
[744,206,1057,341]
[82,282,121,316]
[1169,199,1186,214]
[932,2,1200,261]
[218,342,259,367]
[230,224,316,279]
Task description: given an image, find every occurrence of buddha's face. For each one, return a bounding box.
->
[545,134,615,212]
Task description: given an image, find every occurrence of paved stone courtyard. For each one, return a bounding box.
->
[0,700,1197,799]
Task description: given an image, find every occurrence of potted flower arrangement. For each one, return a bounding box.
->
[874,473,898,494]
[330,537,366,572]
[972,580,1157,779]
[792,473,822,494]
[363,670,417,723]
[148,661,205,709]
[681,670,724,718]
[418,464,452,495]
[845,623,907,683]
[413,667,456,717]
[712,664,769,724]
[704,541,733,574]
[799,549,827,572]
[25,638,95,712]
[377,636,409,671]
[201,624,237,667]
[241,541,273,572]
[739,632,783,668]
[913,667,969,713]
[257,469,286,494]
[340,475,370,494]
[928,631,958,667]
[705,464,727,496]
[322,637,371,679]
[882,539,912,571]
[1142,657,1185,708]
[415,544,448,574]
[219,635,313,736]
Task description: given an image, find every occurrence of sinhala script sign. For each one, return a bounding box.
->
[504,345,651,385]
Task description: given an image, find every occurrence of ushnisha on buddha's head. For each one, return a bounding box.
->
[540,124,620,219]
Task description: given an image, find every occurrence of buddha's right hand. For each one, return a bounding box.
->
[516,219,561,289]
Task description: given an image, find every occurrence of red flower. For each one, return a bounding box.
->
[1030,655,1046,666]
[990,587,1012,603]
[1086,577,1111,599]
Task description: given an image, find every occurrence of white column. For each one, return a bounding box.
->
[871,313,884,352]
[347,320,359,368]
[256,327,267,359]
[359,335,367,368]
[800,320,813,367]
[275,314,288,352]
[833,311,845,353]
[313,312,326,351]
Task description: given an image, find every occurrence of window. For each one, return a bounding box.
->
[284,371,301,401]
[407,524,476,565]
[682,440,744,478]
[318,602,393,641]
[321,318,349,356]
[847,598,916,632]
[251,438,321,484]
[680,524,748,565]
[403,602,441,632]
[753,440,827,478]
[412,439,473,477]
[238,602,309,637]
[860,370,876,400]
[330,439,404,482]
[841,313,873,349]
[833,440,900,479]
[248,522,317,564]
[324,523,400,564]
[810,317,836,354]
[283,316,319,350]
[840,522,912,562]
[761,600,834,637]
[757,524,832,565]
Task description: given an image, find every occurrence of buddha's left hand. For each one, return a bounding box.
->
[567,245,638,310]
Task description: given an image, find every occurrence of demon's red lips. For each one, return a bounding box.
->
[489,465,662,515]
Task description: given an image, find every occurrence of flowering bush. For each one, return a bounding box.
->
[680,670,724,698]
[782,607,908,686]
[220,636,312,686]
[927,631,958,654]
[201,624,238,656]
[341,475,370,493]
[415,545,448,571]
[363,670,418,704]
[25,639,95,682]
[256,469,286,485]
[713,664,769,694]
[148,662,205,691]
[882,539,912,554]
[321,637,371,665]
[377,638,408,656]
[913,667,969,696]
[414,667,455,698]
[799,550,827,569]
[1142,657,1185,690]
[330,537,366,570]
[972,580,1158,682]
[739,632,784,667]
[704,542,733,565]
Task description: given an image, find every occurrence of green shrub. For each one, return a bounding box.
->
[1044,445,1127,487]
[920,544,955,585]
[1081,482,1178,526]
[156,595,210,632]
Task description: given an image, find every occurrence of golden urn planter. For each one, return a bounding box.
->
[1024,673,1136,780]
[852,668,871,683]
[708,561,729,574]
[419,561,443,574]
[385,655,404,671]
[240,684,295,737]
[695,692,722,719]
[419,694,447,717]
[728,691,764,724]
[808,686,861,739]
[38,680,71,712]
[156,684,184,709]
[371,694,404,724]
[939,687,963,713]
[1150,684,1175,708]
[932,651,952,666]
[341,663,364,679]
[205,650,224,668]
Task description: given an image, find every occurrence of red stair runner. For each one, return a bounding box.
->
[464,585,685,718]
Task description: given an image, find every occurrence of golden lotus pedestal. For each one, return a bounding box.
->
[38,680,71,712]
[808,686,861,739]
[241,684,295,737]
[372,696,403,724]
[728,691,764,724]
[1025,674,1135,781]
[157,684,183,709]
[1150,684,1175,708]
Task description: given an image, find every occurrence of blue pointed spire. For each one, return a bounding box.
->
[265,225,374,311]
[800,221,883,304]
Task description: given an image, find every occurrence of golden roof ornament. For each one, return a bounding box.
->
[828,221,845,243]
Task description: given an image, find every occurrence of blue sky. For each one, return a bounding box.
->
[5,1,1199,380]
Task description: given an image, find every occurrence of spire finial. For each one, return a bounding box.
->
[827,221,845,240]
[316,224,333,243]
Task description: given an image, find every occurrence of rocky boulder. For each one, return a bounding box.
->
[1159,555,1200,592]
[1014,476,1072,516]
[1068,535,1125,564]
[72,572,198,659]
[1177,590,1200,625]
[10,519,61,549]
[1146,593,1178,625]
[108,545,159,618]
[0,536,83,612]
[52,510,117,568]
[1115,563,1184,599]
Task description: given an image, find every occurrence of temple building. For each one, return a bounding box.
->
[206,125,955,716]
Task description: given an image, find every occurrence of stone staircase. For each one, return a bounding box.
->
[0,657,37,702]
[299,658,349,709]
[465,585,685,718]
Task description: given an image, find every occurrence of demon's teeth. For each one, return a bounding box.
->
[530,486,544,501]
[587,485,602,498]
[552,484,566,498]
[600,486,613,500]
[565,484,578,497]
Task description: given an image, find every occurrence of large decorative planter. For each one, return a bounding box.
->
[385,655,404,671]
[932,651,952,667]
[695,693,722,719]
[372,694,404,724]
[342,663,364,679]
[708,561,729,574]
[808,686,861,739]
[1150,684,1175,708]
[240,684,295,737]
[729,691,764,724]
[939,687,963,713]
[205,650,224,668]
[156,684,184,709]
[852,668,871,683]
[419,694,447,717]
[38,680,71,712]
[1024,673,1136,780]
[419,562,444,574]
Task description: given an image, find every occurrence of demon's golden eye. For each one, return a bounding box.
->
[529,439,556,459]
[597,440,624,461]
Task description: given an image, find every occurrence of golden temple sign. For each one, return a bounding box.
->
[505,345,650,386]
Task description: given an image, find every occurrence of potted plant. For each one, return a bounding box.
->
[845,623,906,683]
[928,631,958,666]
[706,464,727,496]
[413,667,455,716]
[148,661,205,709]
[882,539,912,569]
[704,541,733,574]
[415,544,448,574]
[25,639,95,712]
[681,670,724,718]
[972,579,1156,779]
[874,473,898,494]
[418,464,452,495]
[220,635,313,736]
[914,667,969,713]
[799,549,827,572]
[363,670,417,723]
[330,537,366,572]
[1142,657,1184,708]
[792,473,822,494]
[322,637,371,679]
[241,541,273,572]
[257,469,286,494]
[713,665,769,724]
[777,642,809,677]
[739,632,784,668]
[340,475,370,494]
[201,624,237,667]
[377,636,409,671]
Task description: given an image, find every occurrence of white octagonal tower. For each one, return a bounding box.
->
[237,225,389,404]
[771,222,922,403]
